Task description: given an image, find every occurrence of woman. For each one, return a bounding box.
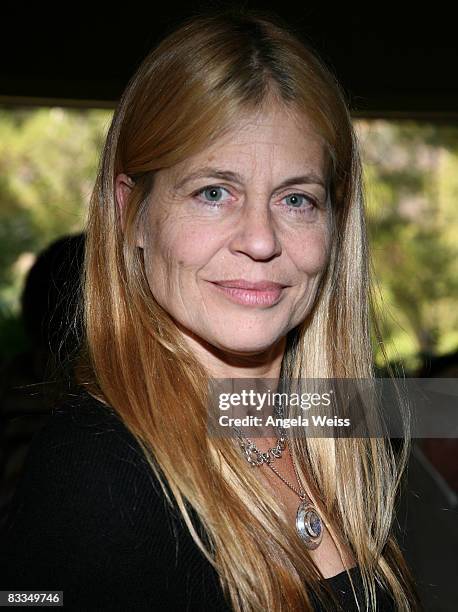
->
[0,8,419,611]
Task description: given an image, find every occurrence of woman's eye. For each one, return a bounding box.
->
[281,193,317,214]
[193,185,231,206]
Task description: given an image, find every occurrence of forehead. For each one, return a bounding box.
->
[169,106,328,182]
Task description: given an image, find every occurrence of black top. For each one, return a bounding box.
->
[0,387,395,611]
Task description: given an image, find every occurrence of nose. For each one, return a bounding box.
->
[228,200,282,261]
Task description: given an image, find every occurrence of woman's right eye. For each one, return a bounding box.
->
[192,185,232,207]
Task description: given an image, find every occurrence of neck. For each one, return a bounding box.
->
[178,326,287,381]
[176,325,286,440]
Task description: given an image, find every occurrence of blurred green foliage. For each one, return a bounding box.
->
[0,108,457,369]
[356,120,458,370]
[0,106,113,359]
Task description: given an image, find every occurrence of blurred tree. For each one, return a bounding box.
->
[356,120,458,369]
[0,106,112,360]
[0,106,112,316]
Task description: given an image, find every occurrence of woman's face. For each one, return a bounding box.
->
[136,105,330,357]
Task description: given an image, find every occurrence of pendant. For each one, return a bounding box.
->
[296,500,323,550]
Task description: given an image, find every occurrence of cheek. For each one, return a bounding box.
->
[144,215,219,273]
[290,228,330,275]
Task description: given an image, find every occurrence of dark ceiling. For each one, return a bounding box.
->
[1,3,457,119]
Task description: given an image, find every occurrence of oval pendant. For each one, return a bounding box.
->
[296,501,323,550]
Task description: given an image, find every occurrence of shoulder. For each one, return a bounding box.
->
[7,386,169,519]
[0,389,177,596]
[0,386,231,611]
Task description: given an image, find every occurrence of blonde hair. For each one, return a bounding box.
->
[75,7,418,610]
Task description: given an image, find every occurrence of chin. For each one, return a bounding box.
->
[210,332,284,356]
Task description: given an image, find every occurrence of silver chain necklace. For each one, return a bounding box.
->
[232,399,323,550]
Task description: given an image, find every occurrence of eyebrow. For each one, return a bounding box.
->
[173,166,327,192]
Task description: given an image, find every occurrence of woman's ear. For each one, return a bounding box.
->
[115,173,144,248]
[115,173,134,231]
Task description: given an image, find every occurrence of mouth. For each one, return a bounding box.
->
[211,279,289,290]
[208,279,289,307]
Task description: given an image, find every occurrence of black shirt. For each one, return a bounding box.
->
[0,387,395,611]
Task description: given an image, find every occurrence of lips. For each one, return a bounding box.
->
[208,279,289,308]
[211,279,288,290]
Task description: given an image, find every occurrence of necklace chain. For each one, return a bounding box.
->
[232,394,324,550]
[264,446,306,501]
[232,398,307,501]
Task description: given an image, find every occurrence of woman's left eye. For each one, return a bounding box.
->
[281,193,317,213]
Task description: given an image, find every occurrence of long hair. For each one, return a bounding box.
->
[75,8,418,610]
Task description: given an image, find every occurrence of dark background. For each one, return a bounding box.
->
[1,2,457,117]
